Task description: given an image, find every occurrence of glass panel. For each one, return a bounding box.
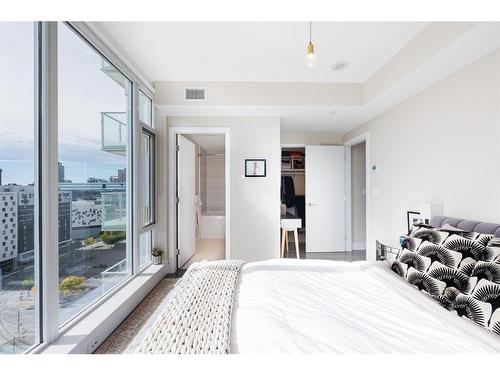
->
[57,23,131,324]
[138,91,152,126]
[141,131,153,226]
[139,231,152,267]
[0,22,38,353]
[101,112,127,151]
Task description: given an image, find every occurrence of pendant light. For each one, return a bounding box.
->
[304,21,317,68]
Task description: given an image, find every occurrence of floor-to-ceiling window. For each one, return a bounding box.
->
[0,21,156,353]
[138,91,154,268]
[57,23,132,324]
[0,22,39,353]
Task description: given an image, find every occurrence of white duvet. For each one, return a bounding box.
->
[231,259,500,354]
[127,259,500,354]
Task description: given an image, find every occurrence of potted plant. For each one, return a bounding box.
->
[151,247,164,265]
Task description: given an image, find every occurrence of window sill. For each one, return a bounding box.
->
[38,262,169,354]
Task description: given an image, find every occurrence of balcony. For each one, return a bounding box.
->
[101,259,128,293]
[101,191,126,231]
[101,112,127,156]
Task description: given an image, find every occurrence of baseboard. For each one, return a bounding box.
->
[352,242,366,251]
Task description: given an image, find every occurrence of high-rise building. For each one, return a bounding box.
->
[0,168,3,185]
[0,185,34,264]
[58,191,72,251]
[0,191,18,264]
[0,185,73,265]
[58,162,65,183]
[14,186,34,263]
[118,168,126,182]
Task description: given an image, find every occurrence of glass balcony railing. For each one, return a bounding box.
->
[101,112,127,156]
[101,191,127,231]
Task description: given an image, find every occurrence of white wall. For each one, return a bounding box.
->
[155,81,362,106]
[351,142,366,250]
[281,131,343,145]
[166,116,281,263]
[205,154,225,212]
[343,49,500,259]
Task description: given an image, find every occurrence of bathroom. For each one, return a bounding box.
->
[176,133,226,269]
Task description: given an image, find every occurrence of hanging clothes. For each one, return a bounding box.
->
[281,176,296,208]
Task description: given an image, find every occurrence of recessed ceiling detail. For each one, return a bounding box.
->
[94,22,428,83]
[91,22,500,134]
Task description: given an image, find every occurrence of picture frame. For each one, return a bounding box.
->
[406,210,421,233]
[245,159,266,177]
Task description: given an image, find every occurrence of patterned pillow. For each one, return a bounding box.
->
[392,226,463,305]
[391,229,500,337]
[452,246,500,334]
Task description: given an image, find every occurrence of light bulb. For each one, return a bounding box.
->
[304,53,316,68]
[304,42,316,68]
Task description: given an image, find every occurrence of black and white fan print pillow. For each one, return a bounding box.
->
[391,225,500,337]
[391,225,465,306]
[452,248,500,333]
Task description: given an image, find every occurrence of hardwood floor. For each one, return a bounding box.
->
[283,230,366,261]
[284,248,366,261]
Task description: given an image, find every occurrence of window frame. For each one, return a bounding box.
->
[138,90,156,230]
[2,21,45,354]
[17,21,158,353]
[137,90,156,270]
[140,127,156,228]
[56,21,136,331]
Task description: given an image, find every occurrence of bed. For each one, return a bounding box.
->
[127,216,500,354]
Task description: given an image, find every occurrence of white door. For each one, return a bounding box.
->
[177,135,197,267]
[306,146,346,252]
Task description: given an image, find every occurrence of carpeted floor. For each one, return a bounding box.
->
[95,277,178,354]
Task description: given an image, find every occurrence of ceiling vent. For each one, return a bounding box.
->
[184,87,207,101]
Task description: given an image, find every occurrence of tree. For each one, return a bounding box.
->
[100,231,126,245]
[59,275,86,293]
[84,237,96,246]
[21,276,34,290]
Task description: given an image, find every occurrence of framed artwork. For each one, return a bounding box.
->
[245,159,266,177]
[406,211,421,233]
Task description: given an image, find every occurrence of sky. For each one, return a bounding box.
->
[0,22,129,185]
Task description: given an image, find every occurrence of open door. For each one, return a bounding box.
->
[177,135,196,268]
[305,145,346,252]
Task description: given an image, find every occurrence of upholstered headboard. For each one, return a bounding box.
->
[430,215,500,238]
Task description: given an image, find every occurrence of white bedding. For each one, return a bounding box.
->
[127,259,500,354]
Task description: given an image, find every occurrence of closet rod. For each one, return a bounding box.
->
[198,153,225,156]
[282,171,305,175]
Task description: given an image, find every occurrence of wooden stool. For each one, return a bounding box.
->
[281,227,300,259]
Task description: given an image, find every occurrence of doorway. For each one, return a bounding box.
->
[168,128,231,273]
[281,145,353,260]
[350,141,367,260]
[281,147,306,255]
[344,132,370,261]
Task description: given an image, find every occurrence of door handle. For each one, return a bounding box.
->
[307,203,317,207]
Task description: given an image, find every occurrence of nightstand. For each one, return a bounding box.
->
[376,240,400,261]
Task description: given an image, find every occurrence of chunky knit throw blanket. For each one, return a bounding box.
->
[138,260,243,354]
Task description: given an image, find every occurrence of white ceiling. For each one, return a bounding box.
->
[187,134,225,153]
[92,22,500,134]
[97,22,427,82]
